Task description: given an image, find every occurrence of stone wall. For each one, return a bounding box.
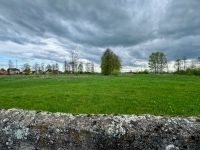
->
[0,108,200,150]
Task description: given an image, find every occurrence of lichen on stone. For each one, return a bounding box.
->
[0,108,200,149]
[15,126,29,139]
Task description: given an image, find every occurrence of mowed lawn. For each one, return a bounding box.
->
[0,74,199,116]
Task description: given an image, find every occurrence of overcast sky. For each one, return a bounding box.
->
[0,0,200,72]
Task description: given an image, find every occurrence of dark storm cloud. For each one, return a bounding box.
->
[0,0,158,46]
[158,1,200,38]
[0,0,200,70]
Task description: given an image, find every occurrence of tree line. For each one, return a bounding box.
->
[148,52,200,75]
[5,50,95,75]
[2,48,200,76]
[3,48,121,75]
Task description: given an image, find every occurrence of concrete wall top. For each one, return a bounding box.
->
[0,108,200,150]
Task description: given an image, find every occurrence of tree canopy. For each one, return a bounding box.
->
[101,48,121,75]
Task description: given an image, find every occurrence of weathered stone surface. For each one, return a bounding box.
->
[0,108,200,150]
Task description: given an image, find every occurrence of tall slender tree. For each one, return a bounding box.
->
[91,62,94,73]
[41,62,45,72]
[32,62,39,74]
[174,59,182,71]
[63,61,70,73]
[52,64,56,73]
[197,57,200,68]
[190,59,196,69]
[158,52,167,72]
[55,63,59,71]
[148,52,157,73]
[46,64,52,72]
[70,50,78,73]
[85,62,91,72]
[78,62,83,73]
[85,62,94,73]
[8,60,13,74]
[182,56,187,70]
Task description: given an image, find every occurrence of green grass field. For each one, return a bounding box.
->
[0,74,199,116]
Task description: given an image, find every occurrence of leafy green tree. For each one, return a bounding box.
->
[159,52,167,72]
[148,52,167,73]
[101,48,121,75]
[148,52,157,73]
[112,53,121,72]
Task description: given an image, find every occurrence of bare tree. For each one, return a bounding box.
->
[70,50,78,73]
[190,59,196,69]
[182,56,187,70]
[32,63,39,74]
[63,61,70,73]
[55,63,59,71]
[52,64,56,71]
[174,59,182,71]
[197,57,200,68]
[41,62,45,72]
[8,60,13,74]
[78,62,83,73]
[91,62,94,73]
[46,64,52,72]
[63,61,67,72]
[8,60,13,68]
[85,62,95,73]
[85,62,91,72]
[166,59,170,73]
[22,63,31,74]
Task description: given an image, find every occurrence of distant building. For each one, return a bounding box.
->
[7,68,20,74]
[52,70,59,74]
[0,70,8,75]
[38,70,44,74]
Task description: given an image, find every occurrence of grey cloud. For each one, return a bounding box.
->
[0,0,158,47]
[158,1,200,39]
[0,0,200,70]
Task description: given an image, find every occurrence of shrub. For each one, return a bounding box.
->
[173,68,200,76]
[111,69,120,76]
[143,69,149,74]
[24,72,29,75]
